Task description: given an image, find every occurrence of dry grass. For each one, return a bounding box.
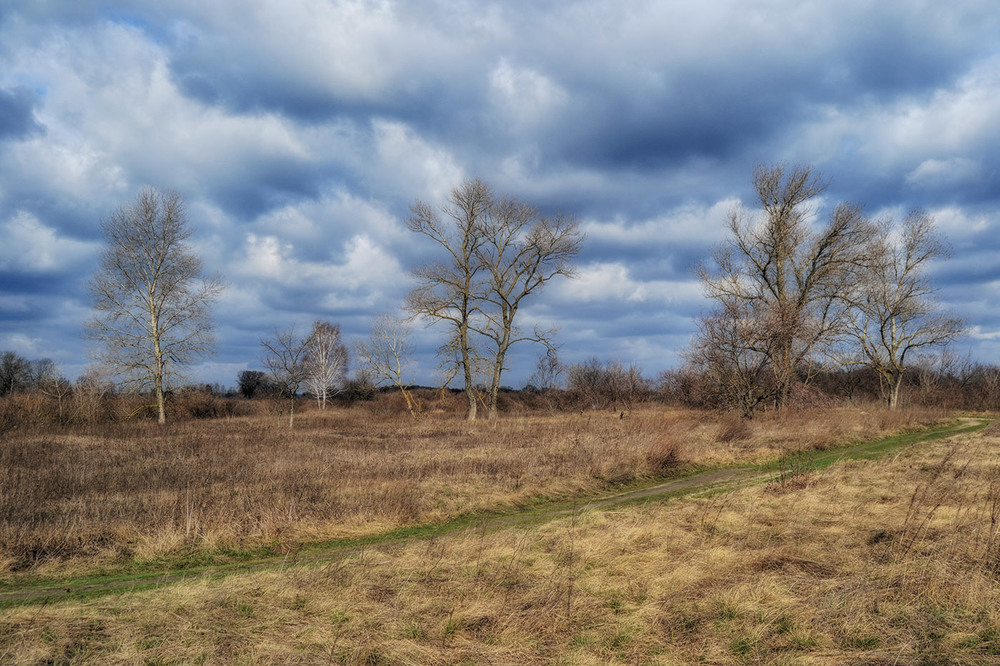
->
[0,410,996,663]
[0,405,945,576]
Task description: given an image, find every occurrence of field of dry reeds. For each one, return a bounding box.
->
[0,406,996,664]
[0,401,944,574]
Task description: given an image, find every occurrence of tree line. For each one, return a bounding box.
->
[1,165,965,424]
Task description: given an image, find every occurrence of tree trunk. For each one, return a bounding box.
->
[464,384,478,421]
[460,313,477,421]
[487,360,503,420]
[155,377,166,424]
[888,373,903,409]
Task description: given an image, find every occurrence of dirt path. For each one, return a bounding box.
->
[0,417,989,608]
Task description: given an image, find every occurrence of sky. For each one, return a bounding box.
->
[2,0,1000,389]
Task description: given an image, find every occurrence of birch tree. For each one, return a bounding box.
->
[304,320,348,409]
[86,188,223,424]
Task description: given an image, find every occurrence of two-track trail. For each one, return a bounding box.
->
[0,416,989,608]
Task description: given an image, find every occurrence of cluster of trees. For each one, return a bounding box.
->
[405,178,583,420]
[0,351,66,397]
[0,351,116,425]
[688,164,962,416]
[258,320,348,426]
[78,180,581,424]
[64,165,966,424]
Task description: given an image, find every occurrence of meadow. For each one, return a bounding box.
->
[2,397,997,663]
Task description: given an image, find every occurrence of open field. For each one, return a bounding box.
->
[0,404,945,575]
[3,404,997,663]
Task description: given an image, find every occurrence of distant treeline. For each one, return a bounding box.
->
[2,348,997,432]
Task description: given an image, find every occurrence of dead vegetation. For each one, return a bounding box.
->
[0,409,997,663]
[0,405,945,575]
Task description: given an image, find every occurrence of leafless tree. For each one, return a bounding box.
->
[354,314,420,417]
[476,201,582,418]
[406,179,491,420]
[0,350,31,396]
[406,178,581,420]
[86,188,223,424]
[73,364,114,425]
[528,348,564,392]
[686,302,777,417]
[261,327,310,428]
[840,210,964,408]
[33,359,72,421]
[566,358,648,413]
[304,320,348,410]
[697,164,872,413]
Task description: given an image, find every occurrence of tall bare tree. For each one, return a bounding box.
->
[304,320,348,409]
[697,164,872,412]
[354,314,420,417]
[260,327,310,428]
[86,188,223,424]
[407,178,581,420]
[476,202,582,418]
[406,179,491,420]
[841,210,964,408]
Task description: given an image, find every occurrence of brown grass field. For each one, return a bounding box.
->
[3,403,999,663]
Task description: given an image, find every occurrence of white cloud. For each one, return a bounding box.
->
[555,261,702,306]
[906,157,981,187]
[234,232,404,294]
[489,59,568,131]
[371,120,465,204]
[581,199,738,248]
[0,211,97,273]
[0,19,309,205]
[968,325,1000,341]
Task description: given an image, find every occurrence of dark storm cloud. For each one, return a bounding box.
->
[2,0,1000,384]
[0,86,44,140]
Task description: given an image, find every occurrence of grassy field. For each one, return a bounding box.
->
[4,404,998,663]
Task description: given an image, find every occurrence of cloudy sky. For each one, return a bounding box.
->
[2,0,1000,388]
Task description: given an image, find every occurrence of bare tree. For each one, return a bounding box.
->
[406,179,491,420]
[527,348,563,392]
[304,320,348,409]
[237,370,271,399]
[407,178,582,420]
[697,164,872,413]
[260,327,310,428]
[566,358,648,413]
[86,188,223,424]
[354,314,420,417]
[841,210,964,408]
[73,364,114,425]
[686,302,777,417]
[33,359,73,422]
[476,202,582,418]
[0,350,31,396]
